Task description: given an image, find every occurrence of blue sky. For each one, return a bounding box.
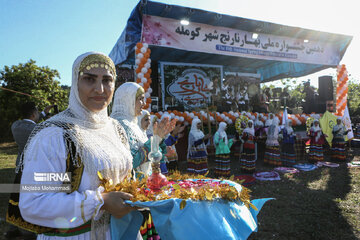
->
[1,0,358,87]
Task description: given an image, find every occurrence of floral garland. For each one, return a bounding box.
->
[235,116,249,135]
[306,117,314,134]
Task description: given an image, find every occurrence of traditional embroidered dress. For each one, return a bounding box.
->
[264,118,281,166]
[214,122,233,177]
[280,120,296,166]
[164,134,179,172]
[233,132,242,157]
[295,137,305,162]
[187,118,208,175]
[254,115,266,161]
[331,120,347,162]
[8,52,137,240]
[240,120,257,173]
[308,120,326,162]
[111,82,165,240]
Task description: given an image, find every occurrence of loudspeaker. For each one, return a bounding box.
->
[315,102,327,113]
[318,76,333,101]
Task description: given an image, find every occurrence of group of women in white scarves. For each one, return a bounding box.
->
[240,113,349,172]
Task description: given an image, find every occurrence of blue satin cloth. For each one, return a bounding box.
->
[111,180,272,240]
[294,163,318,171]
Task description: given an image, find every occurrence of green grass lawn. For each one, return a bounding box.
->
[0,142,359,239]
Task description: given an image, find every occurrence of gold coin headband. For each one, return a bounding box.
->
[79,54,116,77]
[136,86,145,99]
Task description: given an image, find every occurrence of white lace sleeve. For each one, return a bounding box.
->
[19,127,104,228]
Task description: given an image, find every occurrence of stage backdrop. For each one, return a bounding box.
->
[142,15,341,66]
[160,62,223,110]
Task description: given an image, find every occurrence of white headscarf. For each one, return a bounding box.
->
[243,120,255,136]
[137,109,150,131]
[111,82,142,123]
[215,122,228,145]
[111,82,148,150]
[189,118,205,141]
[311,119,322,142]
[285,120,294,135]
[333,117,345,136]
[311,119,321,132]
[20,52,133,238]
[265,113,274,127]
[268,116,279,137]
[146,115,157,138]
[188,118,206,158]
[254,115,264,128]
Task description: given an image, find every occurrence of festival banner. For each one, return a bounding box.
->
[160,62,223,110]
[142,15,341,65]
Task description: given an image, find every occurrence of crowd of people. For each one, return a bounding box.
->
[184,111,351,179]
[5,52,352,240]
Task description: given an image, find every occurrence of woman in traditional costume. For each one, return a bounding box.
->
[137,110,170,175]
[331,118,349,162]
[163,123,185,172]
[265,113,274,127]
[111,82,175,240]
[214,122,234,177]
[10,52,139,239]
[280,120,296,166]
[308,119,327,162]
[254,114,266,161]
[264,117,281,166]
[111,82,174,176]
[138,110,151,133]
[187,118,210,175]
[146,114,157,138]
[239,120,257,173]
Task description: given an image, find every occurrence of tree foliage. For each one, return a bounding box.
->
[347,79,360,117]
[0,60,69,140]
[262,79,307,113]
[262,77,360,118]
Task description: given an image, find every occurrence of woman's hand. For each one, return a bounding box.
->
[101,191,137,219]
[153,117,177,139]
[172,124,185,136]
